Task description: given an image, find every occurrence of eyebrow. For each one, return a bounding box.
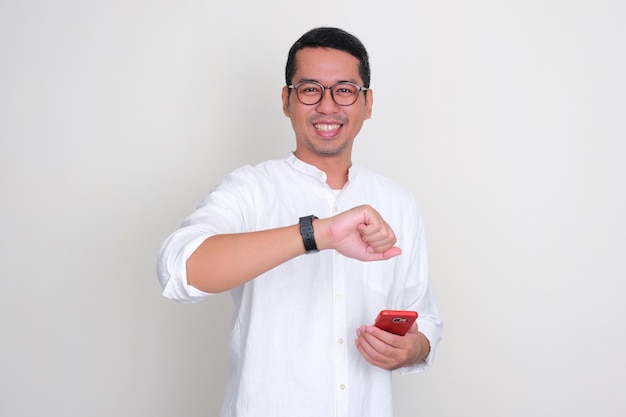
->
[294,78,360,85]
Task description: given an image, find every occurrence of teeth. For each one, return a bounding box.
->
[314,124,341,132]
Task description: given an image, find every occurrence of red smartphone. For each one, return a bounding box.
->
[374,310,418,336]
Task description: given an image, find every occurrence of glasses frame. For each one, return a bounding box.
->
[287,80,369,106]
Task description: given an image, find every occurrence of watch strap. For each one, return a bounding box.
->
[299,215,319,253]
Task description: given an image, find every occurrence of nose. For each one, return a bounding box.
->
[315,87,339,113]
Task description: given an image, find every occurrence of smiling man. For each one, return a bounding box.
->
[157,27,442,417]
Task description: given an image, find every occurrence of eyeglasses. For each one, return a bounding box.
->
[287,81,368,106]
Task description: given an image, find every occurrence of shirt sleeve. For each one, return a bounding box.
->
[156,166,258,303]
[396,201,443,375]
[157,231,213,303]
[396,311,443,375]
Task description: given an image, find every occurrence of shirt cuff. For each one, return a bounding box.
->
[159,235,213,304]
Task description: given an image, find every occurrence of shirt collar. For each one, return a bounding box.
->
[287,152,322,178]
[287,152,360,183]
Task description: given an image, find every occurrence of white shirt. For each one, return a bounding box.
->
[157,153,443,417]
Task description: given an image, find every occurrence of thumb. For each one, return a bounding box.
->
[382,246,402,259]
[367,246,402,260]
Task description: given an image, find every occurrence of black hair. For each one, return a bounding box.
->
[285,27,371,88]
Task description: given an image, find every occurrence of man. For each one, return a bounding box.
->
[158,27,442,417]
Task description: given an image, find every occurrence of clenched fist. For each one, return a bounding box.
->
[313,205,402,261]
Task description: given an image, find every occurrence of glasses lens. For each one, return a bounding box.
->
[332,83,360,106]
[295,82,323,105]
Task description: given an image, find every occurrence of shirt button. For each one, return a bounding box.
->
[340,384,346,390]
[338,338,344,344]
[334,206,339,213]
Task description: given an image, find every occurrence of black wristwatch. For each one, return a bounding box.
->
[299,215,319,253]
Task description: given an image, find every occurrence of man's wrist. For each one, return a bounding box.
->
[299,215,319,253]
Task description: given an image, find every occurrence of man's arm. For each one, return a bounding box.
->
[186,205,402,293]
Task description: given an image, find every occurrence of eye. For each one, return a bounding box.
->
[334,83,357,96]
[298,83,323,95]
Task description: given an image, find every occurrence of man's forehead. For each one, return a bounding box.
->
[293,48,361,82]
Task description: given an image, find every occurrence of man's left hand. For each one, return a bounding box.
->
[355,322,429,370]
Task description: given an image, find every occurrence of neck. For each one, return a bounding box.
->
[315,158,351,189]
[326,169,349,190]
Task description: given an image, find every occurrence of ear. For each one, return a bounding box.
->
[364,88,373,120]
[281,86,291,117]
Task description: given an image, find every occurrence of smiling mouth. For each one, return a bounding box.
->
[314,123,342,132]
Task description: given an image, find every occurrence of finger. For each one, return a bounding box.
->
[361,231,395,248]
[382,246,402,258]
[361,325,403,354]
[359,222,394,240]
[355,332,386,365]
[365,246,402,260]
[363,325,400,346]
[356,332,396,369]
[359,227,397,251]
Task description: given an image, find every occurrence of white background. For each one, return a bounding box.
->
[1,1,624,416]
